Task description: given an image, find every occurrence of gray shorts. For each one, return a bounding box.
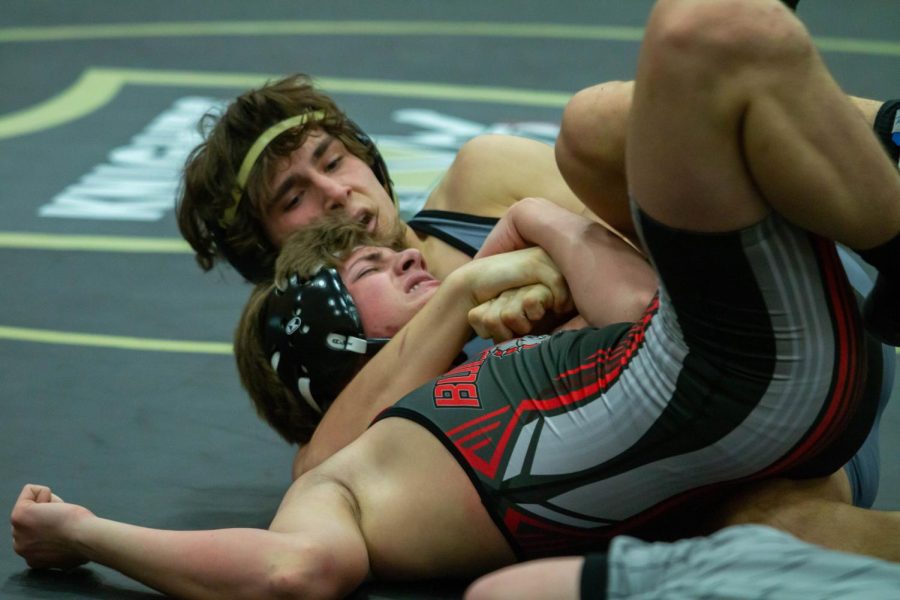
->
[581,524,900,599]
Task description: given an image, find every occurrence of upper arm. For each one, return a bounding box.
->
[268,475,371,598]
[292,446,308,480]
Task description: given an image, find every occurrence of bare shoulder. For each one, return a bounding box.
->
[424,134,582,218]
[329,418,515,579]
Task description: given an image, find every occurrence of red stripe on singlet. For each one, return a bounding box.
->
[517,240,866,545]
[754,236,863,477]
[451,297,659,479]
[503,507,615,556]
[446,406,509,438]
[602,238,867,538]
[455,420,502,446]
[555,295,658,382]
[502,242,867,555]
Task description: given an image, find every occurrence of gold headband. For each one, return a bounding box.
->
[220,111,325,227]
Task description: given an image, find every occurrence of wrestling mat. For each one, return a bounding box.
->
[2,1,898,597]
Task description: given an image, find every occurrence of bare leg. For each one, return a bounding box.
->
[468,520,900,600]
[556,83,889,233]
[619,0,900,563]
[555,81,637,239]
[707,472,900,562]
[623,0,900,244]
[464,557,582,600]
[556,88,893,262]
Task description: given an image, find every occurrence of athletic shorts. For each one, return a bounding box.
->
[581,524,900,599]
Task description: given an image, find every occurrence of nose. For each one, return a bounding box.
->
[319,176,352,211]
[393,248,425,274]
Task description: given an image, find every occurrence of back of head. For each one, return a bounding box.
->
[234,282,316,444]
[233,213,406,444]
[177,73,393,283]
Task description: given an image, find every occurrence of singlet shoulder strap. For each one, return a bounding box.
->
[407,209,499,257]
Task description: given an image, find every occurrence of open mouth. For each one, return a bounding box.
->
[406,274,437,294]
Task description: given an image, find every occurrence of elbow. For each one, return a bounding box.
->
[264,541,354,600]
[588,285,656,327]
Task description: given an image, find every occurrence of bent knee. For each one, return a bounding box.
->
[643,0,813,77]
[557,81,632,172]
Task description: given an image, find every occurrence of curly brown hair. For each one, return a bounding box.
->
[177,74,386,282]
[233,213,407,444]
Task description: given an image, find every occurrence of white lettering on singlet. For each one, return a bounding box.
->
[39,97,223,221]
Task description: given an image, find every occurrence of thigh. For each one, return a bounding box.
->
[634,207,878,481]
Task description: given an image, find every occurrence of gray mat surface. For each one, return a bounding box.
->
[2,1,898,597]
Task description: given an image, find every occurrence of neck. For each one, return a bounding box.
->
[402,222,426,251]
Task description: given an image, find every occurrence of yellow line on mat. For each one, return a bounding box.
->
[0,21,645,43]
[0,67,570,140]
[0,232,190,253]
[0,21,897,58]
[0,325,231,354]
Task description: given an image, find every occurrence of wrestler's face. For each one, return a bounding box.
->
[261,129,397,247]
[339,246,441,338]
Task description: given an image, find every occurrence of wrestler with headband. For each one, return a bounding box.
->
[176,74,628,285]
[171,0,899,573]
[234,199,897,567]
[169,15,900,576]
[14,6,900,595]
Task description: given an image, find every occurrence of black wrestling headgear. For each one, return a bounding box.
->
[261,267,390,414]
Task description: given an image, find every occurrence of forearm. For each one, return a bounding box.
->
[14,482,367,598]
[73,518,311,600]
[493,197,592,263]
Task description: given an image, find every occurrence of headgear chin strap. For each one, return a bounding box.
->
[262,267,389,415]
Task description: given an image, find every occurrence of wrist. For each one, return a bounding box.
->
[67,509,99,561]
[441,266,480,309]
